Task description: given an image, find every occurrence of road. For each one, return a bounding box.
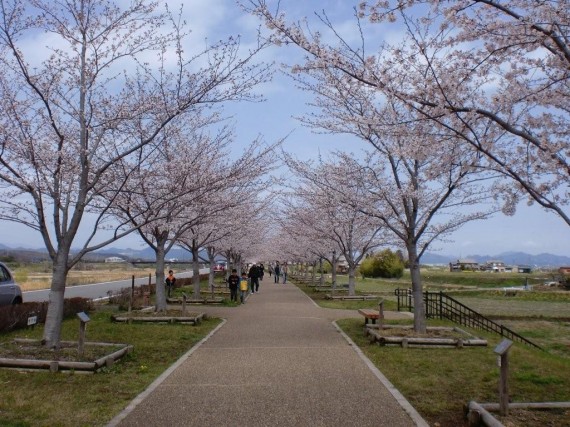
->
[23,268,210,302]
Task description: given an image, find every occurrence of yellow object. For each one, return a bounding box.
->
[240,279,248,291]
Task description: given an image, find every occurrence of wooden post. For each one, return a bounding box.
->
[76,312,91,357]
[182,293,187,316]
[378,299,385,329]
[494,339,513,416]
[128,275,134,314]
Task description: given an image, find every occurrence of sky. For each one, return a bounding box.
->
[1,0,569,257]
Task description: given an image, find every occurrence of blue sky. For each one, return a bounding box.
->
[2,1,569,257]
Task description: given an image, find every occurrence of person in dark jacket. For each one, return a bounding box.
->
[227,269,239,302]
[248,263,260,293]
[273,261,281,283]
[259,263,265,281]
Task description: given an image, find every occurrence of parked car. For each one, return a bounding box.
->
[213,262,227,272]
[0,262,23,305]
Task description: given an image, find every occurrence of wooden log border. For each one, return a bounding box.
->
[166,297,223,304]
[325,294,378,300]
[112,313,204,325]
[465,401,570,426]
[365,325,487,348]
[1,339,133,373]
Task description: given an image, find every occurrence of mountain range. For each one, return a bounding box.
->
[421,251,570,267]
[1,243,568,267]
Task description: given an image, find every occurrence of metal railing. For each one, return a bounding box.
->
[395,288,542,350]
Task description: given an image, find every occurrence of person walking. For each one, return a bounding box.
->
[282,263,288,284]
[273,261,280,284]
[259,263,265,281]
[165,270,176,298]
[239,272,249,304]
[227,269,239,303]
[248,263,260,293]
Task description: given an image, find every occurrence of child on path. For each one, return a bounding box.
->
[227,269,239,302]
[239,272,249,304]
[165,270,176,297]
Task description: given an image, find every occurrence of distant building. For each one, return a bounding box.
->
[105,256,125,263]
[484,260,506,272]
[516,265,532,274]
[449,259,479,272]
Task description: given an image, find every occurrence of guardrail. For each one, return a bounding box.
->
[394,289,542,350]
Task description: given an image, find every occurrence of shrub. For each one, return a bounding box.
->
[360,249,405,279]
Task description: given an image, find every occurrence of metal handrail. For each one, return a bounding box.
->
[394,288,542,350]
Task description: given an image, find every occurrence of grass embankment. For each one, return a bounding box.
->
[291,274,570,426]
[0,308,221,427]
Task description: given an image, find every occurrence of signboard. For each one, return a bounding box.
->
[76,312,91,323]
[27,315,38,326]
[494,339,513,356]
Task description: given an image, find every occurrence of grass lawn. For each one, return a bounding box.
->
[338,318,570,427]
[0,307,221,427]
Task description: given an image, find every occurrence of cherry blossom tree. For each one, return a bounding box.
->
[281,155,389,296]
[0,0,271,348]
[245,0,569,225]
[176,143,277,299]
[244,0,545,332]
[110,126,231,310]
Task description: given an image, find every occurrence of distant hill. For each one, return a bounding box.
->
[1,243,568,267]
[422,251,570,267]
[0,245,205,263]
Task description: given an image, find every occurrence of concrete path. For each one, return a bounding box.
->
[108,278,427,427]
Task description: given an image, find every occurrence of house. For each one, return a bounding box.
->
[516,265,532,274]
[559,267,570,275]
[336,255,349,274]
[484,260,506,272]
[449,259,479,272]
[105,256,126,263]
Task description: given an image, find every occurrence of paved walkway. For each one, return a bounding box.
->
[108,278,428,427]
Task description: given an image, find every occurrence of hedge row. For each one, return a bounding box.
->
[0,297,94,333]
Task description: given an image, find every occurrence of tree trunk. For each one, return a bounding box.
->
[154,244,167,312]
[407,243,426,333]
[42,252,70,349]
[207,247,216,298]
[348,265,356,296]
[332,255,338,290]
[192,244,201,299]
[319,258,324,286]
[311,261,317,285]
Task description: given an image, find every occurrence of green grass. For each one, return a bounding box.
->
[301,268,560,290]
[0,308,221,427]
[337,318,570,427]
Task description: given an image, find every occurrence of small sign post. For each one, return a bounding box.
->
[182,293,188,316]
[27,313,38,329]
[77,312,91,357]
[494,339,514,416]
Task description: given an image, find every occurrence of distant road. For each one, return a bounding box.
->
[23,268,210,303]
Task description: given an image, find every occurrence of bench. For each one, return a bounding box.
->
[358,308,380,325]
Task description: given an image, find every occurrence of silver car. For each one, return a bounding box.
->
[0,262,23,305]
